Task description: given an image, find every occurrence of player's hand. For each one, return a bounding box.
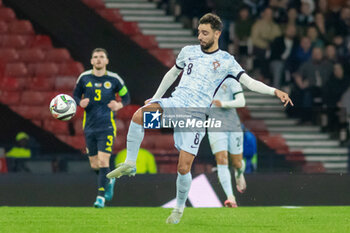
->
[108,100,123,112]
[274,89,294,107]
[212,100,222,107]
[79,98,90,108]
[144,98,152,105]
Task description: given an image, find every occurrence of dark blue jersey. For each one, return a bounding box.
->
[73,70,130,133]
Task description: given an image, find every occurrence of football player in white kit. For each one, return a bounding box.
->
[208,78,246,208]
[107,13,293,224]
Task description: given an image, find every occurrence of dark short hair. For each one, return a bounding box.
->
[199,13,223,31]
[91,48,108,58]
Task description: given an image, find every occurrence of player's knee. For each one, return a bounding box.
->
[177,164,191,175]
[90,163,99,170]
[216,156,228,165]
[232,159,242,169]
[98,158,109,168]
[215,152,228,165]
[131,108,143,125]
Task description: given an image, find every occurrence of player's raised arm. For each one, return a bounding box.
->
[239,73,294,107]
[145,65,182,104]
[214,92,246,108]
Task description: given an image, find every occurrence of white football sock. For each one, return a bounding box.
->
[234,160,245,178]
[176,172,192,211]
[125,121,144,164]
[217,164,234,199]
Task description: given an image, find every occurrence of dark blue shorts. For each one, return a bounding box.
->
[84,130,115,156]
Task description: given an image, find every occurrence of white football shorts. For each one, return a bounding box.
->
[149,97,205,155]
[208,131,243,155]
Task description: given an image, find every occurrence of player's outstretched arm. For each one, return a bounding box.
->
[212,92,246,108]
[274,89,294,107]
[239,73,293,107]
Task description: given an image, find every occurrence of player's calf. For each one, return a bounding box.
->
[105,178,116,201]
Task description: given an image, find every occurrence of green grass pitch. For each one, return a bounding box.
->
[1,206,350,233]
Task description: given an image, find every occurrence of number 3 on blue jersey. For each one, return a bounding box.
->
[94,89,101,101]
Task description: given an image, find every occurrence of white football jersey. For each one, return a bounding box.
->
[213,78,243,103]
[171,45,244,108]
[210,78,243,132]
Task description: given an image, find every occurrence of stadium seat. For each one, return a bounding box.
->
[82,0,105,9]
[31,120,42,127]
[73,120,84,136]
[285,151,306,164]
[302,162,326,173]
[151,134,178,155]
[26,63,36,76]
[260,135,289,153]
[155,156,178,173]
[114,22,140,36]
[44,119,69,135]
[0,21,8,33]
[0,77,25,91]
[0,35,28,48]
[140,135,156,150]
[97,9,122,23]
[0,48,19,62]
[114,135,126,151]
[8,20,34,35]
[32,62,59,77]
[117,105,140,120]
[153,134,175,150]
[58,62,84,76]
[74,107,84,120]
[157,163,178,174]
[131,35,158,49]
[0,91,21,105]
[243,119,268,135]
[0,8,16,22]
[13,105,51,120]
[46,91,61,103]
[64,136,86,150]
[30,35,53,50]
[21,91,47,105]
[18,48,45,62]
[56,135,84,150]
[28,76,55,91]
[54,76,76,91]
[45,48,71,63]
[116,120,126,135]
[5,62,28,77]
[237,107,251,121]
[149,49,175,68]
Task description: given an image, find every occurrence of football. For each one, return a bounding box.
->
[49,94,77,121]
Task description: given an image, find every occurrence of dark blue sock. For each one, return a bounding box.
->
[97,167,110,197]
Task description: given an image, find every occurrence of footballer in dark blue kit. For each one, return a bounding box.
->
[73,48,130,208]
